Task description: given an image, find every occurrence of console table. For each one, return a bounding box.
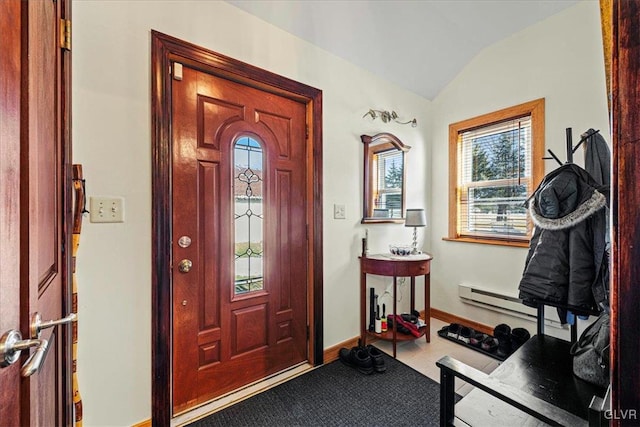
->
[360,253,432,357]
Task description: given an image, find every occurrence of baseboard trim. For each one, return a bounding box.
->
[323,336,360,363]
[429,308,494,336]
[132,420,151,427]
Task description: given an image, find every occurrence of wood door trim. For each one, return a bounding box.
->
[60,1,74,425]
[610,0,640,420]
[151,30,323,424]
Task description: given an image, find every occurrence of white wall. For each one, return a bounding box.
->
[429,1,609,334]
[73,1,430,425]
[74,1,607,425]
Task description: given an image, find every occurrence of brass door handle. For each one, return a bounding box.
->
[178,259,193,273]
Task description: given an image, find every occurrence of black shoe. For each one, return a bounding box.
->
[352,347,374,375]
[339,347,355,368]
[493,323,511,340]
[480,336,498,353]
[496,340,512,358]
[458,326,474,344]
[401,313,418,324]
[388,316,408,333]
[494,324,512,358]
[510,328,530,352]
[366,345,386,373]
[339,346,373,374]
[446,323,461,339]
[469,332,487,348]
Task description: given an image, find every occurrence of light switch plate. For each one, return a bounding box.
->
[89,197,125,223]
[333,204,346,219]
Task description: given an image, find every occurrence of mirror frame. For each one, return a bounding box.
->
[361,132,411,224]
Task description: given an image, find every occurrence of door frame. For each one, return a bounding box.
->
[610,0,640,420]
[61,0,74,423]
[150,30,323,423]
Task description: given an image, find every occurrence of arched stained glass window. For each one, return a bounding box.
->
[234,137,264,295]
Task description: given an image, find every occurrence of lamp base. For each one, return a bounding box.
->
[411,227,419,254]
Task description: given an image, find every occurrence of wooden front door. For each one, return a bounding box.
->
[0,0,72,426]
[171,64,309,412]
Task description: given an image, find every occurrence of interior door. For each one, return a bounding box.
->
[0,1,72,425]
[171,64,308,412]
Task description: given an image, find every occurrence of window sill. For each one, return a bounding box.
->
[442,236,529,248]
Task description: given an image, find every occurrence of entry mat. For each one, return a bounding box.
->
[437,324,506,361]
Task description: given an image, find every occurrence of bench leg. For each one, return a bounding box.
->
[440,368,455,427]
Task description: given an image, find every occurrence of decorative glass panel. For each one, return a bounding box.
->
[234,137,264,295]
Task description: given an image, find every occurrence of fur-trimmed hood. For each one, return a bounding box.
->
[527,164,607,231]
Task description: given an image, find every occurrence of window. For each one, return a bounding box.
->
[374,148,403,217]
[234,136,264,294]
[448,99,544,246]
[361,133,411,223]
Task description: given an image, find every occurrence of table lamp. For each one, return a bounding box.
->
[405,208,426,254]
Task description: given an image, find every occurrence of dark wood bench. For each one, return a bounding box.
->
[436,303,609,426]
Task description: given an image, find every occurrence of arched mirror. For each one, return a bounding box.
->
[361,133,411,223]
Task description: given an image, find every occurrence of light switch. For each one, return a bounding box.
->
[89,197,125,223]
[333,204,346,219]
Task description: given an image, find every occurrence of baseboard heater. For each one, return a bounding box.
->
[458,284,566,329]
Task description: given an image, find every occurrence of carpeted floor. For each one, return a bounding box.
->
[189,348,451,426]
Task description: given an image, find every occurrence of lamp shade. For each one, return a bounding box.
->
[405,208,426,227]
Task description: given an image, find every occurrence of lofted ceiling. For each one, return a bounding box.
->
[226,0,580,100]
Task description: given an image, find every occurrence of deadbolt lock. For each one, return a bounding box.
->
[178,259,193,273]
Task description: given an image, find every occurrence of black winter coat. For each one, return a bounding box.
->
[519,164,609,318]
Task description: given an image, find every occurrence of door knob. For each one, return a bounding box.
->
[178,259,193,273]
[30,312,77,339]
[0,329,49,377]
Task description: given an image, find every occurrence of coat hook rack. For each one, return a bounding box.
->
[543,128,600,166]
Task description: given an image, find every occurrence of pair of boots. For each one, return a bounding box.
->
[493,324,530,358]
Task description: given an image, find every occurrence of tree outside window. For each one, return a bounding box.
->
[448,99,545,246]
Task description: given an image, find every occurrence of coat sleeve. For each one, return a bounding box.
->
[518,227,570,305]
[567,220,596,308]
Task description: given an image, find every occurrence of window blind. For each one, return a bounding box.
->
[458,116,532,240]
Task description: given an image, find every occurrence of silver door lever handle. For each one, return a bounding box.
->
[0,330,49,377]
[19,337,49,377]
[30,312,76,339]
